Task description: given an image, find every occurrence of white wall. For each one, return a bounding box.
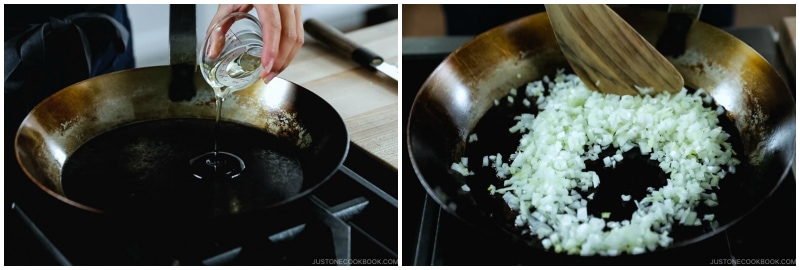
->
[127,4,385,68]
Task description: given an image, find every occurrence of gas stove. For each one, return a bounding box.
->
[402,26,796,266]
[6,143,398,266]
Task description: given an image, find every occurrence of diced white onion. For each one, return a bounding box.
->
[469,133,479,143]
[479,70,739,256]
[450,162,469,176]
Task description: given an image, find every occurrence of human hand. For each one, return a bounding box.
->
[206,4,304,84]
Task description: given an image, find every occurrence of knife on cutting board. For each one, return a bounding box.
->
[304,18,398,81]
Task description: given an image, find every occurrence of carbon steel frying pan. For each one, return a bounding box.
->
[407,7,795,256]
[15,66,349,222]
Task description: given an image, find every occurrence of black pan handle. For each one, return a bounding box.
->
[304,18,383,69]
[168,4,196,102]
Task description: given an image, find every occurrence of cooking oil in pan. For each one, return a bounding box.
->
[189,96,247,180]
[60,119,304,217]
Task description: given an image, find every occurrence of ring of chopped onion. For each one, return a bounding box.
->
[455,69,739,256]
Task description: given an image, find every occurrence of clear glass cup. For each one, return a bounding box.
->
[199,12,263,99]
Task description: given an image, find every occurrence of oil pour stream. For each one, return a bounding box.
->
[189,92,246,180]
[193,12,265,180]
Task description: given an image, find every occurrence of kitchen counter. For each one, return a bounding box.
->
[281,19,398,170]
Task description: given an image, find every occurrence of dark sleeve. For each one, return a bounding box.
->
[4,4,134,133]
[628,4,734,28]
[441,4,734,36]
[442,5,546,36]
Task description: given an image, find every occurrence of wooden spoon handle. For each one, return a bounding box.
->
[546,4,684,95]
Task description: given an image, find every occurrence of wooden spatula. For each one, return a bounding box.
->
[545,4,684,95]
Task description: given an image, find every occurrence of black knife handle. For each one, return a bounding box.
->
[304,18,383,69]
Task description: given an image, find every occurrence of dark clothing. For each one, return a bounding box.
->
[5,4,135,134]
[4,5,136,199]
[442,5,546,36]
[5,5,122,37]
[442,4,734,36]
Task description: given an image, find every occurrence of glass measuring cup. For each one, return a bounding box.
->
[199,12,264,99]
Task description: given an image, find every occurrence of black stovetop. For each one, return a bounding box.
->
[402,26,796,266]
[6,143,398,266]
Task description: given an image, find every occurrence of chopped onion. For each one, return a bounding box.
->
[450,162,469,176]
[469,133,479,143]
[635,85,654,95]
[481,70,739,256]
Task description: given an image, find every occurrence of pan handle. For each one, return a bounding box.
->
[654,5,702,58]
[304,18,384,70]
[168,4,197,101]
[169,4,196,66]
[667,4,703,20]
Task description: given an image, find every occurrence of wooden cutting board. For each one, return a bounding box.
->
[281,20,398,170]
